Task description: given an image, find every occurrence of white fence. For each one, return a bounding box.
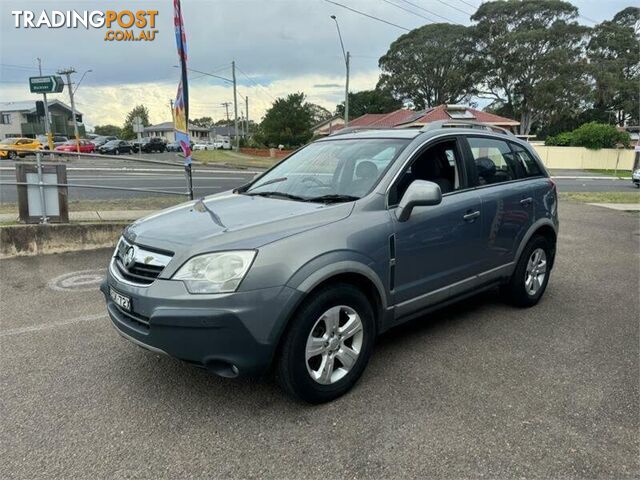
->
[531,145,635,170]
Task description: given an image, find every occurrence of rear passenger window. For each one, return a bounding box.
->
[510,143,542,177]
[467,137,524,185]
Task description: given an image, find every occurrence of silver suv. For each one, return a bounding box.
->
[102,121,558,403]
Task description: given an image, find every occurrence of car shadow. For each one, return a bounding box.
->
[111,288,507,411]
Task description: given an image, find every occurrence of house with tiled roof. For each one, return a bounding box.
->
[313,116,345,136]
[395,104,520,130]
[321,105,519,135]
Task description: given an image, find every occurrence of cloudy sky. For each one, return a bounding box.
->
[0,0,633,129]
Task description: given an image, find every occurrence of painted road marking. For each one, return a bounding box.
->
[48,269,106,292]
[0,313,108,337]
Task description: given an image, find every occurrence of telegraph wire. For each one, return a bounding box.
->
[322,0,411,31]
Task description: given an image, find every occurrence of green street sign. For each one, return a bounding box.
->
[29,76,64,94]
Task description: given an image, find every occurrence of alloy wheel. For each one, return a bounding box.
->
[525,247,547,296]
[305,305,364,385]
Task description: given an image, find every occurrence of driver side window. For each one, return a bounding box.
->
[389,138,464,206]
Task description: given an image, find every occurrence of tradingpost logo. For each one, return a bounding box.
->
[11,9,159,42]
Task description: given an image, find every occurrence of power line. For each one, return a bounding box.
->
[322,0,411,31]
[173,65,233,83]
[379,0,436,23]
[579,14,598,25]
[395,0,461,24]
[431,0,473,16]
[454,0,478,9]
[234,65,278,102]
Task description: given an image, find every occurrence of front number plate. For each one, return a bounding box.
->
[110,287,131,312]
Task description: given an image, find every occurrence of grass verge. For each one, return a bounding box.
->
[559,191,640,204]
[192,150,277,169]
[585,169,632,178]
[0,196,186,215]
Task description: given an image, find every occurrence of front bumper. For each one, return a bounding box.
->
[101,266,302,377]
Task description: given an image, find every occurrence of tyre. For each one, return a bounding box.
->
[8,151,17,160]
[503,235,552,307]
[276,283,376,403]
[114,149,120,155]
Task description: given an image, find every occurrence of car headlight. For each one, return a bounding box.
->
[172,251,256,294]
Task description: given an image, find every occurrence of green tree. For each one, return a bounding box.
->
[93,124,122,137]
[256,93,313,147]
[307,103,333,126]
[121,105,150,140]
[335,88,402,118]
[192,116,214,128]
[377,23,477,109]
[472,0,590,135]
[588,7,640,126]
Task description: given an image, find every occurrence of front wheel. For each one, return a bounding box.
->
[8,151,17,160]
[276,284,376,403]
[503,235,552,307]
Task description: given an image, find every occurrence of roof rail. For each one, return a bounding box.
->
[328,126,389,137]
[420,120,515,136]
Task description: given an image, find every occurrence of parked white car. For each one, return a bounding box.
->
[193,142,213,151]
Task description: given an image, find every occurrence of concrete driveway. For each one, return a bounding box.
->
[1,201,638,479]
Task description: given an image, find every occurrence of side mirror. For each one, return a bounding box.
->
[396,180,442,222]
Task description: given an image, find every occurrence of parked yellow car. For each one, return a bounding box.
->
[0,137,43,159]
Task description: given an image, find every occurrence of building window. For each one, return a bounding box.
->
[1,113,11,124]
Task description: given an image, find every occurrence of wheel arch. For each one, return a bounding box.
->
[269,258,389,370]
[516,219,558,269]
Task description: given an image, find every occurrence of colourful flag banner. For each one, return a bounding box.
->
[173,0,191,166]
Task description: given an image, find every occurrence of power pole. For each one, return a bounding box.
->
[170,99,175,123]
[240,111,245,138]
[37,58,54,153]
[57,67,80,155]
[245,96,249,137]
[232,60,239,151]
[221,102,231,125]
[344,51,350,126]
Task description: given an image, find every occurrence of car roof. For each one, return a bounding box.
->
[317,128,420,141]
[316,124,529,147]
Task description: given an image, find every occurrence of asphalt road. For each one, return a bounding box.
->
[1,201,638,479]
[0,156,637,205]
[0,155,256,203]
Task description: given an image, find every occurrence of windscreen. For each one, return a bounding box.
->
[245,138,409,201]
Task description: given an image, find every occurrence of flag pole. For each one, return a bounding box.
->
[173,0,194,200]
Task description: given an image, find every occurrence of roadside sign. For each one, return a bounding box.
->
[132,116,144,133]
[29,76,64,94]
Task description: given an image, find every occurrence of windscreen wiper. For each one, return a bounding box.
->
[246,191,306,201]
[305,194,360,203]
[249,176,288,190]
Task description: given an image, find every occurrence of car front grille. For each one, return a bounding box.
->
[112,237,173,286]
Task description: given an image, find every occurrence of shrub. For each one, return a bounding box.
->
[545,132,573,146]
[569,122,630,150]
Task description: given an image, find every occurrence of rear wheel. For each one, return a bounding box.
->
[276,284,375,403]
[503,235,552,307]
[8,151,17,160]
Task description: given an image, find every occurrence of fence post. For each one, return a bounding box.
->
[36,151,48,224]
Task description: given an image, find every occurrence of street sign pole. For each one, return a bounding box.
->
[133,116,144,157]
[36,60,54,154]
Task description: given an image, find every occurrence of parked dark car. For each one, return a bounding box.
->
[103,121,558,403]
[92,136,119,148]
[137,137,166,153]
[98,140,133,155]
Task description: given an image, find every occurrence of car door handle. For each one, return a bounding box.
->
[520,197,533,206]
[463,210,480,222]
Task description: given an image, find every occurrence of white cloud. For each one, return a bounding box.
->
[0,70,380,128]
